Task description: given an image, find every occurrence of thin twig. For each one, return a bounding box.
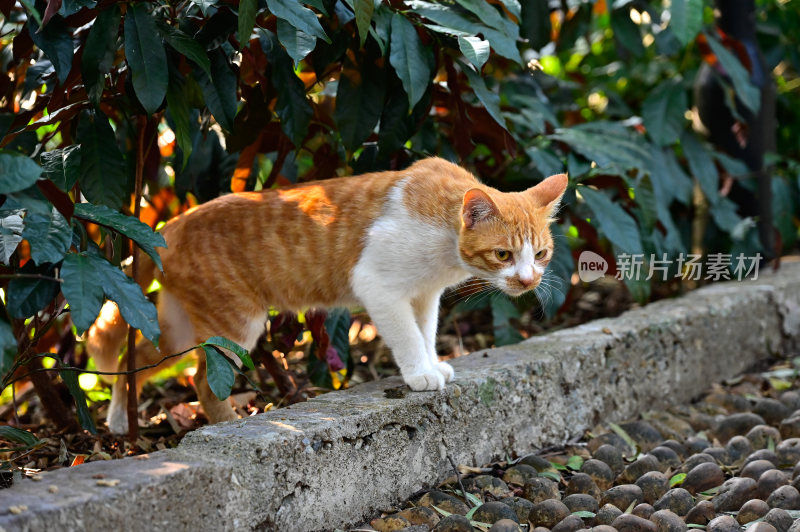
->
[447,454,472,507]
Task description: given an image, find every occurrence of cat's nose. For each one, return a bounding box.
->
[519,277,535,288]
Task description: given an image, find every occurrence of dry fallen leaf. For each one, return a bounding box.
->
[96,479,120,487]
[9,505,27,514]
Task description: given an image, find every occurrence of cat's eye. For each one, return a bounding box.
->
[495,249,511,261]
[535,249,547,260]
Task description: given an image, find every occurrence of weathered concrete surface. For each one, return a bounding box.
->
[2,262,800,531]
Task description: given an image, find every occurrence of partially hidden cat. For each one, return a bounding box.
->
[87,157,568,434]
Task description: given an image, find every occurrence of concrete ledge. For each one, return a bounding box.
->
[2,262,800,531]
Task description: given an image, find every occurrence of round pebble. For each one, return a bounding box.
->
[754,399,791,426]
[601,484,644,511]
[745,449,781,468]
[593,444,625,474]
[397,507,440,528]
[685,500,716,525]
[529,499,570,528]
[726,435,754,463]
[551,515,586,532]
[617,421,663,452]
[417,491,470,515]
[371,515,411,531]
[466,475,510,498]
[635,471,669,504]
[650,446,682,471]
[737,498,771,525]
[763,507,793,532]
[582,459,615,491]
[756,469,790,500]
[653,488,694,516]
[566,472,601,499]
[746,425,783,450]
[707,515,742,532]
[742,459,778,480]
[685,436,712,454]
[780,391,800,411]
[503,464,539,486]
[562,493,600,514]
[473,501,519,525]
[766,485,800,509]
[702,447,730,465]
[746,523,779,532]
[680,453,716,473]
[595,503,623,525]
[499,497,534,524]
[682,462,725,495]
[650,509,688,532]
[611,513,657,532]
[519,455,557,472]
[621,455,661,483]
[632,502,654,519]
[589,433,632,455]
[712,477,757,512]
[523,477,561,503]
[776,438,800,466]
[715,413,767,443]
[659,440,687,459]
[433,514,475,532]
[591,526,619,532]
[488,519,522,532]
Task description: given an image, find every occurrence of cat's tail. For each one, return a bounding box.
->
[85,256,158,384]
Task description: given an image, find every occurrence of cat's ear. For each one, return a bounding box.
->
[529,173,568,216]
[461,188,498,228]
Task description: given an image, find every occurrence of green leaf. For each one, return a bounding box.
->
[40,145,81,192]
[324,308,351,373]
[526,147,565,177]
[124,3,169,115]
[22,207,72,265]
[90,254,160,344]
[642,80,687,147]
[268,0,331,43]
[166,76,194,170]
[28,16,73,84]
[203,345,235,400]
[709,197,742,232]
[343,0,374,47]
[550,123,652,171]
[0,211,24,264]
[611,7,644,57]
[277,18,318,66]
[0,319,16,379]
[0,151,42,195]
[238,0,257,48]
[455,0,516,36]
[460,61,507,130]
[580,186,644,255]
[262,29,314,147]
[7,264,61,319]
[458,36,490,69]
[572,511,597,519]
[73,203,167,271]
[669,472,686,487]
[191,0,218,16]
[669,0,703,46]
[0,426,43,449]
[407,0,521,64]
[539,470,561,481]
[196,48,238,132]
[204,336,254,370]
[566,454,584,471]
[81,4,121,107]
[681,131,719,205]
[390,13,433,109]
[608,422,638,454]
[490,293,523,347]
[335,45,387,152]
[77,109,127,209]
[705,34,761,115]
[157,22,212,79]
[61,253,106,333]
[60,369,97,433]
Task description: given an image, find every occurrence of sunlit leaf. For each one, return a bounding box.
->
[204,336,254,370]
[343,0,374,47]
[40,145,81,192]
[669,0,703,46]
[268,0,331,43]
[203,345,235,400]
[22,207,72,265]
[73,203,167,271]
[60,369,97,433]
[0,211,24,265]
[458,36,490,69]
[566,454,584,470]
[124,3,168,115]
[669,472,686,487]
[277,18,317,65]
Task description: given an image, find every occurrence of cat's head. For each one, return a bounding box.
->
[458,173,568,297]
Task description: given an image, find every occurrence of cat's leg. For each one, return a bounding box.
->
[412,291,454,383]
[359,292,445,391]
[107,338,179,434]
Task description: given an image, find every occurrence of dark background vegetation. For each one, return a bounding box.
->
[0,0,798,451]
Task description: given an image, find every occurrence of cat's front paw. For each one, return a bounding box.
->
[404,369,445,391]
[435,361,455,382]
[107,406,128,434]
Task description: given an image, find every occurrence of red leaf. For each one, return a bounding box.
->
[36,178,74,220]
[41,0,63,29]
[325,346,344,372]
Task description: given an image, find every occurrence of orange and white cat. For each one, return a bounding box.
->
[87,158,567,433]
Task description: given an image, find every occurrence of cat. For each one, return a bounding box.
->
[86,157,568,434]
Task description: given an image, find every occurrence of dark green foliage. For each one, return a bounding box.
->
[0,0,797,422]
